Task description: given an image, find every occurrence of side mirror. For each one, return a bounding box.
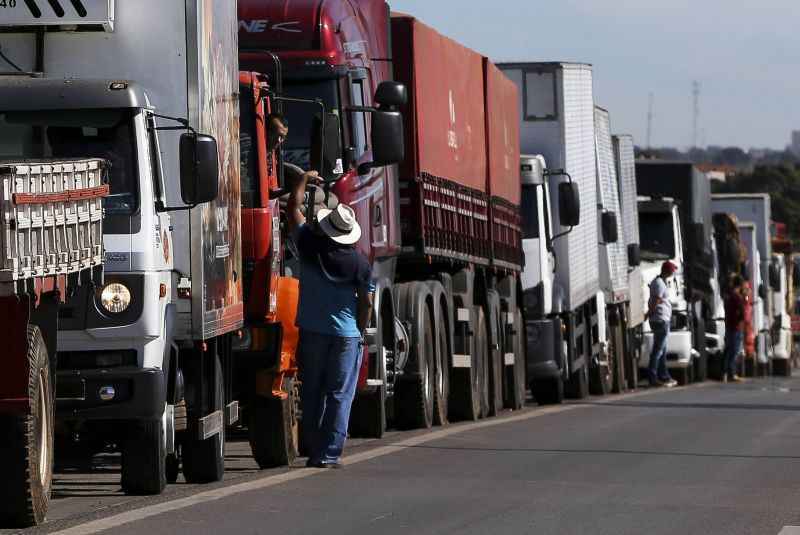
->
[601,211,619,244]
[311,113,343,176]
[627,243,641,267]
[375,81,407,109]
[371,110,405,167]
[558,182,580,227]
[179,133,219,205]
[769,262,781,291]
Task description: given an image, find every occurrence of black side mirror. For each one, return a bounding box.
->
[311,113,343,176]
[769,262,781,291]
[759,283,768,300]
[601,211,619,244]
[558,182,580,227]
[371,110,404,167]
[375,81,407,109]
[179,133,219,205]
[627,243,641,267]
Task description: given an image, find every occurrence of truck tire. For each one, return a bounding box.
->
[248,378,298,469]
[121,417,167,495]
[590,327,614,396]
[773,358,791,377]
[531,378,563,405]
[182,353,225,484]
[504,309,527,410]
[433,307,450,426]
[485,292,504,417]
[0,326,53,528]
[625,329,640,391]
[565,363,589,399]
[694,351,708,382]
[474,306,491,418]
[395,295,435,430]
[673,366,690,386]
[349,306,387,438]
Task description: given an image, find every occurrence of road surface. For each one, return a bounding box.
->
[10,375,800,535]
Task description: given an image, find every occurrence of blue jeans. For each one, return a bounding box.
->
[298,330,363,464]
[649,319,672,383]
[724,330,743,378]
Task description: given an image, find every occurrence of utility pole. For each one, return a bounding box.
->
[646,92,653,149]
[692,80,700,149]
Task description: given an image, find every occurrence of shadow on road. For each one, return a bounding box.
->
[405,444,800,461]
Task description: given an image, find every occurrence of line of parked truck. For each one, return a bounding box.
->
[0,0,796,528]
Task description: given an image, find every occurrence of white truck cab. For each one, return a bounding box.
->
[638,197,695,383]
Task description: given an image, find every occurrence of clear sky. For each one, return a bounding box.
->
[389,0,800,150]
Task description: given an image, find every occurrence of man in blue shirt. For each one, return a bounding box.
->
[648,261,678,387]
[287,170,374,469]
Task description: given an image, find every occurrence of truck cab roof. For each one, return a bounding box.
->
[0,78,149,111]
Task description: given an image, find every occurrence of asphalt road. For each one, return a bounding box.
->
[11,375,800,535]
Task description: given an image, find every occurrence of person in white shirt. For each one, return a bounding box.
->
[648,261,678,387]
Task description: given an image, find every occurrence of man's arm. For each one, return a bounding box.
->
[356,287,374,335]
[286,170,320,233]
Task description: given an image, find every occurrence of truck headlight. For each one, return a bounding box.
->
[101,283,132,313]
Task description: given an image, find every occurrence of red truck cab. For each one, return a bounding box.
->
[239,0,402,262]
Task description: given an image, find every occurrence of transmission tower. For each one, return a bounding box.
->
[646,92,654,149]
[692,80,700,149]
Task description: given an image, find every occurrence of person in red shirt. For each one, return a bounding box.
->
[723,275,746,383]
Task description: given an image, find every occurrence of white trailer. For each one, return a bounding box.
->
[592,108,629,394]
[501,62,604,403]
[613,133,645,389]
[0,0,241,495]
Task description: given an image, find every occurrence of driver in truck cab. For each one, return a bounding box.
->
[287,167,375,469]
[648,261,679,388]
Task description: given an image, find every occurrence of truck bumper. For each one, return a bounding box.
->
[640,329,693,369]
[525,318,563,380]
[56,367,165,421]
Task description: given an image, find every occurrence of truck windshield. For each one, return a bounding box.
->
[281,79,339,171]
[639,212,675,260]
[0,109,138,215]
[239,86,259,208]
[521,185,540,239]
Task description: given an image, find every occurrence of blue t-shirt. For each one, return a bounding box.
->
[292,223,374,337]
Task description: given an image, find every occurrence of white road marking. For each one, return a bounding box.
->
[778,528,800,535]
[50,385,693,535]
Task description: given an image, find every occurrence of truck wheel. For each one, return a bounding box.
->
[485,293,504,417]
[504,310,526,410]
[433,307,450,426]
[182,353,225,484]
[625,330,640,391]
[565,363,589,399]
[249,378,298,468]
[121,417,167,495]
[350,311,388,438]
[694,351,708,382]
[531,378,563,405]
[673,366,690,386]
[165,453,180,484]
[590,327,614,396]
[474,306,491,418]
[395,302,435,430]
[773,359,791,377]
[0,326,53,528]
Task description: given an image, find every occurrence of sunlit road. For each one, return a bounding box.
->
[11,375,800,535]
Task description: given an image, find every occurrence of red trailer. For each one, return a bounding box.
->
[238,0,525,444]
[0,160,107,527]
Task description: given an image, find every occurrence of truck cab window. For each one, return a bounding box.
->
[0,109,139,215]
[521,185,540,239]
[639,212,676,260]
[239,86,259,208]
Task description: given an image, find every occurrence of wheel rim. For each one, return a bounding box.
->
[37,369,49,485]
